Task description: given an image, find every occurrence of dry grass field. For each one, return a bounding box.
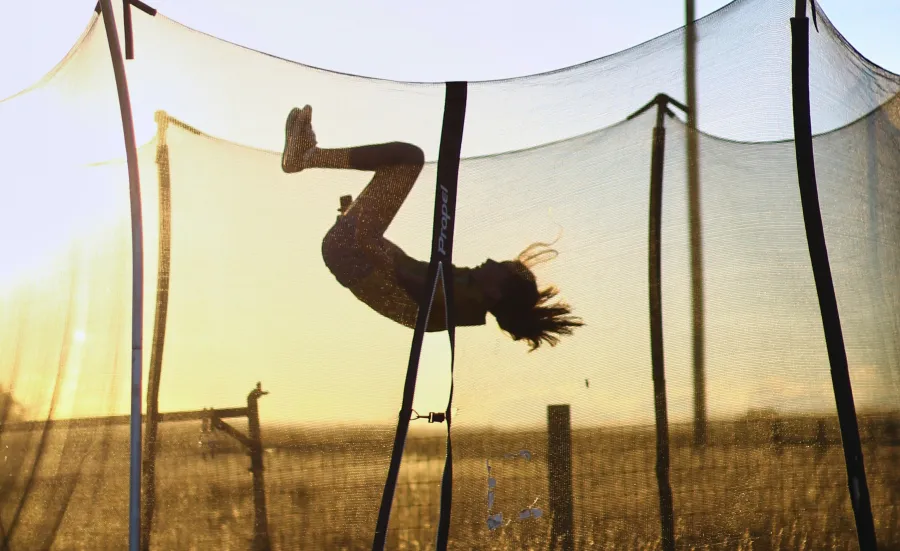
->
[0,413,897,550]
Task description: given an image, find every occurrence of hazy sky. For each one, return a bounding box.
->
[2,0,898,95]
[1,0,898,428]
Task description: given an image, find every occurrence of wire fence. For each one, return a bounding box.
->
[247,411,900,550]
[2,411,897,550]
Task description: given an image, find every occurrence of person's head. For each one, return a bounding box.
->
[475,243,583,351]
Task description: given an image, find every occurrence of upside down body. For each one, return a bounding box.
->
[281,105,582,350]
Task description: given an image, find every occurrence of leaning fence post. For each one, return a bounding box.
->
[247,382,271,551]
[547,405,574,551]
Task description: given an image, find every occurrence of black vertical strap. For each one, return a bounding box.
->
[372,82,468,551]
[790,3,877,550]
[434,82,467,551]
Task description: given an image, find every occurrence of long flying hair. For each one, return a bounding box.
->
[488,236,584,351]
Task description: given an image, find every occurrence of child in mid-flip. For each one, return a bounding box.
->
[281,105,582,351]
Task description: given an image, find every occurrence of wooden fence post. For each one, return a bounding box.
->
[248,383,271,551]
[547,405,574,551]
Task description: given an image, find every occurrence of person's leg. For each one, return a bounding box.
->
[307,144,424,238]
[282,105,425,238]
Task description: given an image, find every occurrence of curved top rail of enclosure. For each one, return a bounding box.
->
[0,0,897,161]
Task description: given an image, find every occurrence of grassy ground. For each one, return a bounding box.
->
[0,414,898,550]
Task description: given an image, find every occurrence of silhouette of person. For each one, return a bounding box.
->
[281,106,582,350]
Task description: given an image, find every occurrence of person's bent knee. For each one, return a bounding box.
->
[389,142,425,166]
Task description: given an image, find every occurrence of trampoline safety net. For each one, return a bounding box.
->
[0,0,898,549]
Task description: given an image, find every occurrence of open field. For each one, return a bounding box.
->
[0,413,897,550]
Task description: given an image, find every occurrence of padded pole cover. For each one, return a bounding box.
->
[790,6,877,550]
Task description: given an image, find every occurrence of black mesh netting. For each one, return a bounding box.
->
[0,0,898,549]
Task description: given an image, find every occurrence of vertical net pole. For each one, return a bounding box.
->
[649,120,675,551]
[647,98,676,551]
[685,0,708,449]
[789,2,877,549]
[140,111,172,551]
[98,2,144,550]
[547,405,574,551]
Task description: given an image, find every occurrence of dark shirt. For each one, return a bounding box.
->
[394,249,488,331]
[344,239,487,332]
